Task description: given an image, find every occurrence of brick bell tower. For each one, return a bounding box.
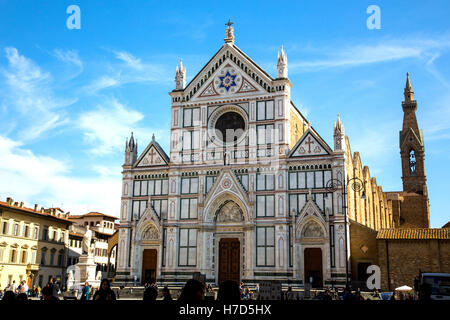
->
[398,72,430,227]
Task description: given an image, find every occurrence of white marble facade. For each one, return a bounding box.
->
[115,24,349,287]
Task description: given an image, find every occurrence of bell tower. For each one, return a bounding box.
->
[397,72,430,228]
[400,73,427,195]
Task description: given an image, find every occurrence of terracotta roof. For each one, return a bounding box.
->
[0,200,72,223]
[377,228,450,240]
[69,231,84,237]
[69,212,117,220]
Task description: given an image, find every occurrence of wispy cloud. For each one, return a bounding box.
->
[84,74,121,94]
[77,98,165,155]
[0,135,121,216]
[0,47,76,141]
[346,120,399,187]
[422,94,450,142]
[53,49,83,69]
[289,37,450,73]
[114,50,143,70]
[83,50,171,94]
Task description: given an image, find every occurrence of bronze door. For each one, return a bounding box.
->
[141,249,157,284]
[218,238,240,285]
[304,248,323,288]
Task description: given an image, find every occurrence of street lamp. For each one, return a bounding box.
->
[325,176,365,289]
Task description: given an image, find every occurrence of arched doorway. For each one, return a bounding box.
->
[218,238,240,285]
[304,248,323,288]
[138,223,161,285]
[142,249,157,285]
[213,199,246,285]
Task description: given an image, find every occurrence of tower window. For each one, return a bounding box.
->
[409,149,416,174]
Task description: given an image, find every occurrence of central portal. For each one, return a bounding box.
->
[141,249,157,285]
[304,248,323,288]
[218,238,240,285]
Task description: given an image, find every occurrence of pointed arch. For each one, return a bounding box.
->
[278,237,285,267]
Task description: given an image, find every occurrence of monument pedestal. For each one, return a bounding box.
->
[67,254,100,291]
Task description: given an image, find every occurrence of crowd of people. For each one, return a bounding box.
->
[1,277,433,302]
[0,277,116,301]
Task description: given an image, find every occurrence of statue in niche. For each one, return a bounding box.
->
[142,225,159,240]
[216,201,244,222]
[302,221,324,238]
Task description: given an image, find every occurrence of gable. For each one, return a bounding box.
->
[400,127,424,149]
[203,168,250,223]
[192,61,267,101]
[184,44,273,102]
[289,129,332,157]
[135,141,169,167]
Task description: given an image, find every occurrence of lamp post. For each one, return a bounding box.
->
[325,176,365,289]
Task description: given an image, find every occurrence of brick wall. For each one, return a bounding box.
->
[399,194,430,228]
[349,221,379,282]
[377,239,450,290]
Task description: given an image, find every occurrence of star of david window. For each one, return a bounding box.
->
[218,71,237,91]
[215,111,245,144]
[409,149,416,174]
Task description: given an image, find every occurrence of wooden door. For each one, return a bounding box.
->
[141,249,157,284]
[218,238,240,285]
[304,248,323,288]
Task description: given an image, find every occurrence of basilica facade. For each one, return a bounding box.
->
[114,23,397,288]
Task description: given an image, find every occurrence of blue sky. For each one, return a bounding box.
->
[0,0,449,227]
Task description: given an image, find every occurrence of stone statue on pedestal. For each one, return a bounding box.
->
[82,226,93,256]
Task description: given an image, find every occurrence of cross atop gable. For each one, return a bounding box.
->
[289,128,333,157]
[135,138,169,167]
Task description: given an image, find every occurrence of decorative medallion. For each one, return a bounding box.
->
[222,178,232,189]
[360,245,369,254]
[219,71,237,91]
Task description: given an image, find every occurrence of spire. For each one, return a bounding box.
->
[334,114,345,151]
[128,131,135,149]
[404,72,414,103]
[334,114,344,134]
[277,45,288,78]
[175,59,186,90]
[224,19,235,43]
[152,133,155,142]
[124,132,138,165]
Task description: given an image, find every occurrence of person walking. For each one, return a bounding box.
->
[8,280,17,293]
[285,286,294,300]
[143,284,158,302]
[93,279,116,301]
[41,286,59,301]
[178,279,205,303]
[217,280,241,303]
[80,282,91,300]
[162,286,172,301]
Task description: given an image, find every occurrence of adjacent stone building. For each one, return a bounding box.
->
[347,72,449,290]
[0,198,72,289]
[67,212,117,277]
[377,229,450,290]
